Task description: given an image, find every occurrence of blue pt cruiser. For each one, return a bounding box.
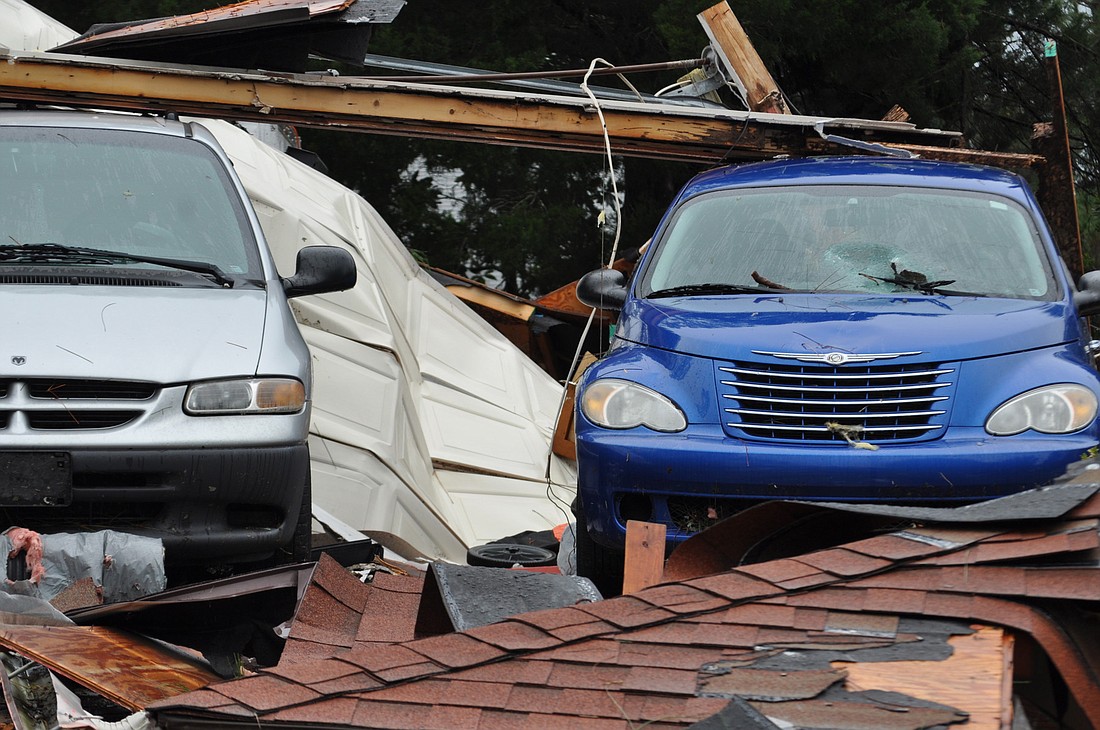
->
[573,156,1100,592]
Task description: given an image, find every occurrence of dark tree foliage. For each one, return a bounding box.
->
[26,0,1100,288]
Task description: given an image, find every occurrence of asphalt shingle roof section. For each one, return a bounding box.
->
[149,474,1100,729]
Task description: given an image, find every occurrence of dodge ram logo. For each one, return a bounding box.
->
[10,356,25,366]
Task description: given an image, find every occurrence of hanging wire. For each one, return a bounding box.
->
[542,57,629,533]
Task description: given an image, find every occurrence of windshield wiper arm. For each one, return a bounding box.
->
[647,282,787,298]
[0,243,235,287]
[859,272,957,295]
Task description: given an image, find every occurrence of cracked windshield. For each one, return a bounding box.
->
[643,185,1056,300]
[0,126,259,280]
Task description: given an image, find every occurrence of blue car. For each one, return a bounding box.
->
[573,156,1100,591]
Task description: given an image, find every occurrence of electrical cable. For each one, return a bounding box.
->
[542,57,629,552]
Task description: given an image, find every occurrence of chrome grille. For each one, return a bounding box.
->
[718,359,953,442]
[0,379,156,431]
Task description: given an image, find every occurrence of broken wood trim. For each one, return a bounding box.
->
[0,50,1029,168]
[622,520,666,594]
[698,1,789,114]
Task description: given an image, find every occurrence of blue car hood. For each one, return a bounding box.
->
[617,294,1077,361]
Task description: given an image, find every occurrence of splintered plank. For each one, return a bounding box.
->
[833,624,1014,729]
[623,520,667,594]
[0,625,219,711]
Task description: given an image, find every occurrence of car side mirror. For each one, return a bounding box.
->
[576,268,628,310]
[282,246,357,298]
[1074,270,1100,317]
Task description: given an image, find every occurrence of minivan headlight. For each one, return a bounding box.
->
[581,378,687,432]
[985,384,1097,436]
[185,378,306,415]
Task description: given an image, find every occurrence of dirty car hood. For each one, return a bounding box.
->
[617,294,1077,361]
[0,287,267,380]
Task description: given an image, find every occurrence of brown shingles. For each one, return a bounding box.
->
[268,696,359,726]
[681,571,777,601]
[862,587,928,614]
[510,605,601,632]
[823,611,899,637]
[843,533,950,560]
[575,595,677,628]
[349,699,442,729]
[621,666,699,695]
[148,488,1100,730]
[340,643,437,674]
[1023,567,1100,599]
[311,551,372,612]
[545,662,631,690]
[373,660,447,683]
[355,585,421,644]
[373,678,512,709]
[631,583,731,614]
[266,657,361,685]
[478,709,629,730]
[465,619,560,652]
[290,593,364,647]
[796,548,894,576]
[407,632,507,669]
[453,659,553,685]
[736,558,823,584]
[545,617,618,642]
[533,638,621,665]
[616,642,728,671]
[215,674,321,712]
[308,671,385,695]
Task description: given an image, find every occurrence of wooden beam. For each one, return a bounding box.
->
[622,520,666,593]
[698,1,788,114]
[835,625,1015,729]
[0,49,1042,170]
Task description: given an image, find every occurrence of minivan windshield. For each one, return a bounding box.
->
[641,185,1057,300]
[0,126,261,283]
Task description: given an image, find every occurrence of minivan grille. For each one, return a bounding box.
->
[0,379,157,431]
[718,358,954,443]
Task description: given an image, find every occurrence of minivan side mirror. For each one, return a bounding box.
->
[282,246,357,298]
[1074,270,1100,317]
[576,268,628,310]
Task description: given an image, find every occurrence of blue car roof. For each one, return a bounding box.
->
[681,156,1032,202]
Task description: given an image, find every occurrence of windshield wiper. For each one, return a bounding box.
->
[858,272,957,295]
[647,282,787,298]
[0,242,235,287]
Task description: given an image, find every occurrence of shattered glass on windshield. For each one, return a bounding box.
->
[642,184,1056,300]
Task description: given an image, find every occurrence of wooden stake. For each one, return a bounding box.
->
[697,1,789,114]
[622,520,666,593]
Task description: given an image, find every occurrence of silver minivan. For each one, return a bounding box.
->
[0,109,355,571]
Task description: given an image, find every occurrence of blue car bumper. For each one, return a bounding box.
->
[575,424,1097,549]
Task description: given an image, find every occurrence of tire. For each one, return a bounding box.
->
[573,508,624,597]
[466,543,557,568]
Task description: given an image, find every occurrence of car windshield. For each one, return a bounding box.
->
[0,125,260,281]
[640,185,1057,300]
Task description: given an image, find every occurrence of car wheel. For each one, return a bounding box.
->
[573,508,624,597]
[466,543,557,568]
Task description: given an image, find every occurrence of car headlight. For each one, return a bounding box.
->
[580,378,687,432]
[985,384,1097,436]
[185,378,306,415]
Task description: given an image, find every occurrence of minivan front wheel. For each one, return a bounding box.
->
[573,507,624,597]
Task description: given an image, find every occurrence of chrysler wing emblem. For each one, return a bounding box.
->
[753,350,921,365]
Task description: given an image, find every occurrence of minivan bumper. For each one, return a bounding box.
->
[575,424,1097,549]
[0,444,308,564]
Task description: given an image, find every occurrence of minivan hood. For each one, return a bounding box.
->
[618,294,1077,362]
[0,287,268,381]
